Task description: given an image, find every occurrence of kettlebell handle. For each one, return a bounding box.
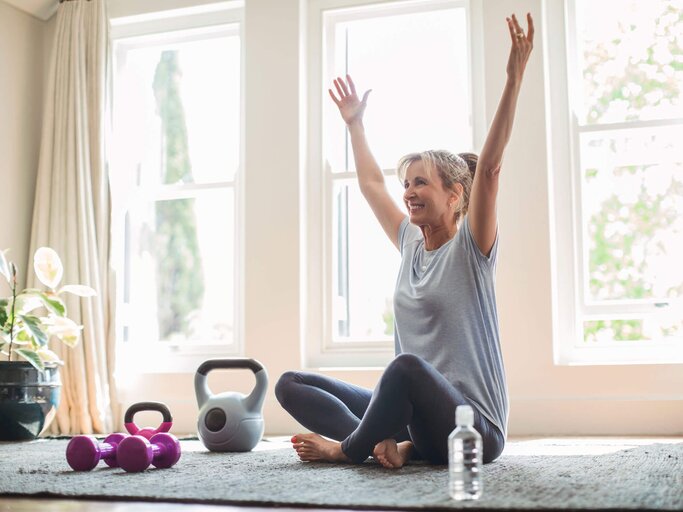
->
[124,401,173,437]
[195,358,268,413]
[196,359,264,376]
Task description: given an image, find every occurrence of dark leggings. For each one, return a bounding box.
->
[275,353,505,464]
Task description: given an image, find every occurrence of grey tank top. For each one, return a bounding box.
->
[394,215,508,436]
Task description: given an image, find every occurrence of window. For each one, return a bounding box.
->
[306,0,482,367]
[111,7,243,372]
[547,0,683,365]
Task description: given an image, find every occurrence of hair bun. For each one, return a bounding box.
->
[458,152,478,177]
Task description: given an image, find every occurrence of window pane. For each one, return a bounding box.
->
[116,33,240,184]
[325,7,471,172]
[574,0,683,125]
[581,125,683,301]
[124,190,235,344]
[583,316,682,343]
[332,178,404,340]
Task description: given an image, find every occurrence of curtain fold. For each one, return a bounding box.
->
[27,0,117,435]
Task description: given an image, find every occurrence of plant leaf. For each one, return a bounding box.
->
[0,298,7,328]
[14,292,44,315]
[8,337,30,346]
[37,347,63,365]
[17,314,48,347]
[15,348,45,372]
[40,293,66,316]
[13,290,66,317]
[42,316,82,348]
[33,247,63,290]
[0,250,9,283]
[58,284,97,297]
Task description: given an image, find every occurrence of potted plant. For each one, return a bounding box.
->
[0,247,95,440]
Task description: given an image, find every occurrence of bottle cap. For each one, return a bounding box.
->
[455,405,474,426]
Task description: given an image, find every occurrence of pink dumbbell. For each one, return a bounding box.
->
[66,433,128,471]
[117,432,181,472]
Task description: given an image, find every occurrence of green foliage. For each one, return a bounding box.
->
[581,2,683,343]
[584,319,647,342]
[0,299,7,331]
[18,315,48,347]
[14,348,44,372]
[0,248,95,371]
[382,301,394,337]
[152,51,205,340]
[588,167,682,301]
[582,3,683,124]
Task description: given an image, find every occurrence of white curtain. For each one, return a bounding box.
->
[27,0,117,435]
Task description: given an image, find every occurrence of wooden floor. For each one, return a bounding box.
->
[0,500,354,512]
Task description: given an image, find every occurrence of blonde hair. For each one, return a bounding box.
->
[397,150,478,225]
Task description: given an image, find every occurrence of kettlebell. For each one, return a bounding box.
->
[124,401,173,440]
[195,358,268,452]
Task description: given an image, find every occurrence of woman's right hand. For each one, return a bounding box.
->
[328,74,371,126]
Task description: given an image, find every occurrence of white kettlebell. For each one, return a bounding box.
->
[195,358,268,452]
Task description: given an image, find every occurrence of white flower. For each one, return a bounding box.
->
[33,247,64,290]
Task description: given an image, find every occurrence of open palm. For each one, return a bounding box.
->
[328,75,371,126]
[506,13,534,82]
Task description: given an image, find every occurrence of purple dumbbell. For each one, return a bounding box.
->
[66,433,128,471]
[117,432,181,473]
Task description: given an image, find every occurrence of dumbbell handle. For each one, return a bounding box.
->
[124,401,173,439]
[118,433,181,473]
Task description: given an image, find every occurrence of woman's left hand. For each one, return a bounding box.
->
[506,13,534,84]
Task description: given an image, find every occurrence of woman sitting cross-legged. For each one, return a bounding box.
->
[276,13,534,468]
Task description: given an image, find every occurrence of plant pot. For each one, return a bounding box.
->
[0,361,61,441]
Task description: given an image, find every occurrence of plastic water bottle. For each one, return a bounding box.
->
[448,404,483,500]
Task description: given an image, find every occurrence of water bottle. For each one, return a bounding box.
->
[448,404,483,500]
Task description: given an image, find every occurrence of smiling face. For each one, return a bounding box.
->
[402,160,460,227]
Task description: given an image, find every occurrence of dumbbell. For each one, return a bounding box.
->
[124,401,173,440]
[117,432,181,472]
[66,433,128,471]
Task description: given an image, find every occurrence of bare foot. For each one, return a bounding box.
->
[372,439,413,469]
[290,433,352,463]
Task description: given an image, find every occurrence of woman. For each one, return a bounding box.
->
[276,13,534,468]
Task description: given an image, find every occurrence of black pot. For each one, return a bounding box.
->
[0,361,61,441]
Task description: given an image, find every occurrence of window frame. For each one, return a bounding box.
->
[110,5,245,373]
[545,0,683,366]
[305,0,485,368]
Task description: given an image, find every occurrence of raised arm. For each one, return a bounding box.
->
[468,13,534,256]
[329,75,405,250]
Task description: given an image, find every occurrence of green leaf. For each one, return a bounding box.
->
[15,348,45,372]
[14,292,44,315]
[0,298,7,328]
[0,250,10,283]
[36,347,63,365]
[13,291,65,317]
[40,293,66,317]
[17,314,48,347]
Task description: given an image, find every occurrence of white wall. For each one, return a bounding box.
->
[6,0,683,436]
[0,1,46,290]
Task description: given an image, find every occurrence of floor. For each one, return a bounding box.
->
[1,437,680,512]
